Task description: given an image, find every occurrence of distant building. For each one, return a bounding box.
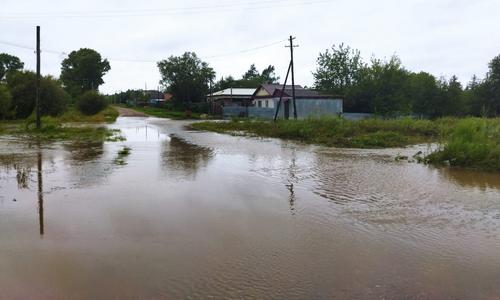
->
[207,88,256,115]
[247,84,343,119]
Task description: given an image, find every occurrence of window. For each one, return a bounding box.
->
[257,101,262,108]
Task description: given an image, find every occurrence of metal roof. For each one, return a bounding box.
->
[209,88,256,97]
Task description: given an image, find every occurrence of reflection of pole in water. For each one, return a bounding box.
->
[287,154,298,215]
[37,148,44,236]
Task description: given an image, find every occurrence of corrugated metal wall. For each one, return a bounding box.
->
[222,98,343,119]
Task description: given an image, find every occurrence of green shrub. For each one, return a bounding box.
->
[6,71,68,118]
[0,84,13,119]
[426,118,500,170]
[77,91,107,115]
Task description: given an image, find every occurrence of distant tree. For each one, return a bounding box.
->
[213,76,236,91]
[485,54,500,115]
[0,53,24,81]
[242,64,259,80]
[0,84,13,119]
[157,52,215,104]
[60,48,111,97]
[77,90,107,115]
[347,56,411,116]
[6,71,68,118]
[408,72,440,117]
[260,65,279,84]
[313,43,365,95]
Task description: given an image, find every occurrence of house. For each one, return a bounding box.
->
[249,84,343,119]
[207,88,256,115]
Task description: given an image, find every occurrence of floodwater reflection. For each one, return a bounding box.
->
[161,135,213,179]
[0,117,499,299]
[439,167,500,191]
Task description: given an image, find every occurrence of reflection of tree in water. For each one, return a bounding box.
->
[63,141,104,163]
[439,168,500,191]
[161,135,213,179]
[0,147,45,235]
[63,140,117,188]
[0,154,38,190]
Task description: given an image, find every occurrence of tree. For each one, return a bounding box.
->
[0,53,24,81]
[313,43,365,95]
[77,90,107,115]
[60,48,111,97]
[157,52,215,104]
[242,64,259,80]
[0,84,13,119]
[260,65,279,84]
[6,71,68,118]
[346,56,411,116]
[485,54,500,115]
[408,72,440,117]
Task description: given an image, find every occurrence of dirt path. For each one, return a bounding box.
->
[112,106,149,117]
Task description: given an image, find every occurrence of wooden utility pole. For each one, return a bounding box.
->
[286,35,299,119]
[35,26,41,129]
[274,35,299,121]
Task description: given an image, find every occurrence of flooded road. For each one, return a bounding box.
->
[1,117,499,299]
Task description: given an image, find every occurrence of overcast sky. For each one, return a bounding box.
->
[1,0,499,94]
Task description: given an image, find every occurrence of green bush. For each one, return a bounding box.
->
[0,84,13,119]
[426,118,500,170]
[77,91,108,115]
[6,71,68,118]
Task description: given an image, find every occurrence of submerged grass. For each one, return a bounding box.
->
[0,106,120,142]
[193,116,500,171]
[131,106,202,120]
[192,117,450,148]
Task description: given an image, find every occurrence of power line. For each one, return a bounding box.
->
[0,0,333,19]
[0,38,289,63]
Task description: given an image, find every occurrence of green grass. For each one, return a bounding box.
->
[191,117,450,148]
[58,106,119,123]
[131,106,203,120]
[0,106,120,142]
[117,146,132,156]
[426,118,500,171]
[0,116,121,142]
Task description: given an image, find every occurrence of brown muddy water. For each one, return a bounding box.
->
[1,117,499,299]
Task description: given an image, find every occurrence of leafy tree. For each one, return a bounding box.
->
[157,52,215,104]
[408,72,440,117]
[60,48,111,97]
[77,90,107,115]
[313,43,365,95]
[0,53,24,81]
[485,54,500,115]
[347,56,411,116]
[242,64,259,80]
[6,71,68,118]
[260,65,279,84]
[0,84,13,119]
[213,76,237,91]
[213,65,279,91]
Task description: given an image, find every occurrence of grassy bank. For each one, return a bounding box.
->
[426,118,500,171]
[130,106,202,120]
[192,117,452,148]
[192,117,500,171]
[58,106,119,123]
[0,106,121,142]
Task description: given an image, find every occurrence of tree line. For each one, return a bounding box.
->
[2,44,499,119]
[0,48,111,120]
[313,44,500,117]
